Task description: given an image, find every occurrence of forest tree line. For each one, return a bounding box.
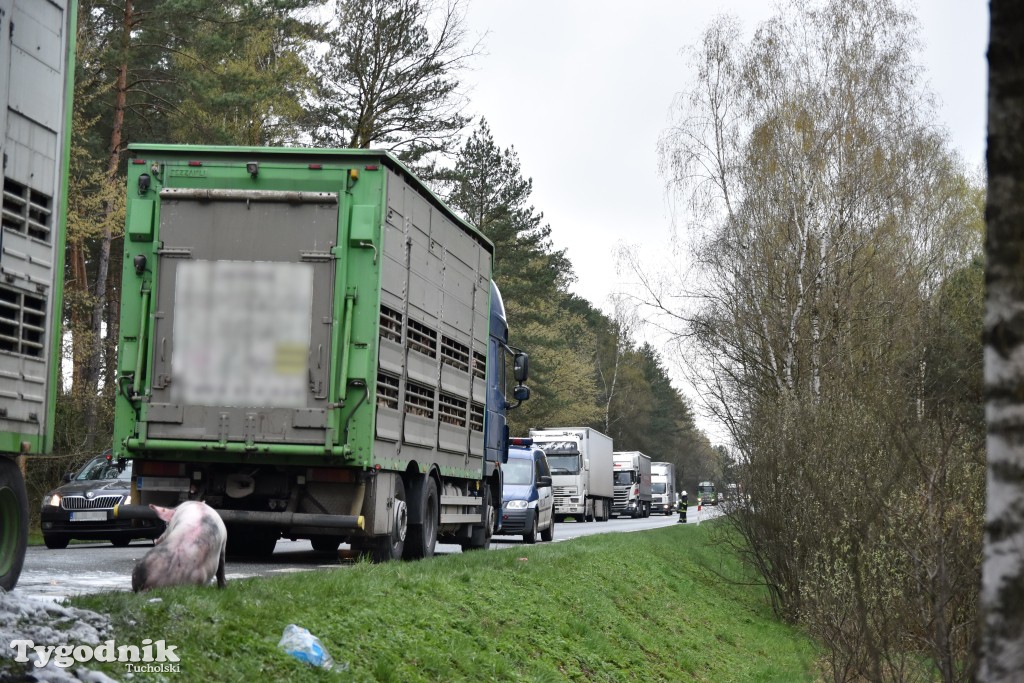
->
[59,0,718,492]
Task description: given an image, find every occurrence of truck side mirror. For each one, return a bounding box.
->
[537,475,552,488]
[513,352,529,382]
[513,385,530,402]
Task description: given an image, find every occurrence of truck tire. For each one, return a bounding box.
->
[226,525,278,559]
[310,536,343,553]
[404,476,438,559]
[0,457,28,591]
[369,475,406,562]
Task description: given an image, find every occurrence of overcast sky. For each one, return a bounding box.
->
[460,1,988,442]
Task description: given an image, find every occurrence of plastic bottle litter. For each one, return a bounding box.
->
[278,624,335,670]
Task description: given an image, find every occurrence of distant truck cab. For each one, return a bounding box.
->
[612,451,653,518]
[650,462,677,515]
[529,428,613,523]
[697,481,718,506]
[500,438,555,544]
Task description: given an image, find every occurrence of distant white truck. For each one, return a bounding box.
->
[529,428,614,523]
[650,462,677,515]
[612,452,653,518]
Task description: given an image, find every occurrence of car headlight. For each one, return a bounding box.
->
[506,500,529,510]
[45,493,61,508]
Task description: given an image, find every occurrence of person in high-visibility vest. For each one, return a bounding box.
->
[677,490,688,523]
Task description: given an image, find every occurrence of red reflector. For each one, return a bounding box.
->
[308,163,322,170]
[132,159,147,165]
[510,438,533,446]
[136,460,184,477]
[308,468,356,484]
[364,164,379,171]
[188,161,203,167]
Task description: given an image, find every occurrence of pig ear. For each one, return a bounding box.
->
[149,504,176,523]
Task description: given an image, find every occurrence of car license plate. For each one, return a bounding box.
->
[70,511,107,522]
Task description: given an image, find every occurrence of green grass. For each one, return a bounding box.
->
[62,521,817,682]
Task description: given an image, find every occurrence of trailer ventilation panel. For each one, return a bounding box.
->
[1,177,52,242]
[0,285,46,357]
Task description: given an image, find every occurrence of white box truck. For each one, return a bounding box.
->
[612,452,653,518]
[650,462,677,515]
[529,428,613,523]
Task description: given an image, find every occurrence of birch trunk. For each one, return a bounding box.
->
[981,1,1024,677]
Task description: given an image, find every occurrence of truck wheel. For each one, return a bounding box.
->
[541,517,554,542]
[405,476,438,559]
[369,475,407,562]
[0,457,28,590]
[226,525,278,559]
[523,516,538,544]
[310,536,343,553]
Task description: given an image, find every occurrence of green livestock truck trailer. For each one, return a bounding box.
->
[112,144,529,561]
[0,0,76,591]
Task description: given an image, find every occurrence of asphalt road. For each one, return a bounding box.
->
[14,506,719,602]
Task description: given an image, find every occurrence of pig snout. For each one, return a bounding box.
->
[132,501,228,592]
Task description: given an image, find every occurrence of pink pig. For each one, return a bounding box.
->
[132,501,228,592]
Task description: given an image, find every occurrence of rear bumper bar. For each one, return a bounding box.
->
[113,504,365,531]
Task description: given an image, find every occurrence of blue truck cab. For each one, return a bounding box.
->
[500,439,555,544]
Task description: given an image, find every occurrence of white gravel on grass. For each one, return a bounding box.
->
[0,589,118,682]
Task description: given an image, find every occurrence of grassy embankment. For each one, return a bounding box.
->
[69,521,818,682]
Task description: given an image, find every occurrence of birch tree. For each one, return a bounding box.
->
[596,294,641,435]
[981,0,1024,677]
[649,1,985,678]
